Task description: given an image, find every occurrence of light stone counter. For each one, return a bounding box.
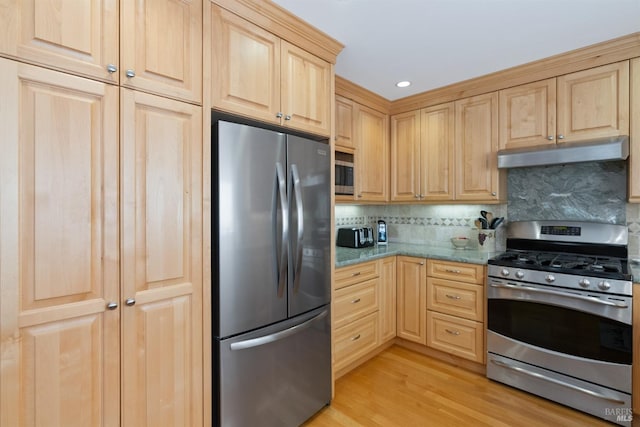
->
[335,242,498,268]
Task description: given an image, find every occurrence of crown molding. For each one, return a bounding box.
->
[336,76,391,113]
[390,32,640,115]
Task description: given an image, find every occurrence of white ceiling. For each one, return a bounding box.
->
[271,0,640,101]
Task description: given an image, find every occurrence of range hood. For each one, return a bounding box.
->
[497,136,629,169]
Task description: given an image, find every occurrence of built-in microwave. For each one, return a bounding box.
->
[335,151,354,195]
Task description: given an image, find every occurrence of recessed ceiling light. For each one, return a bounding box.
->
[396,81,411,88]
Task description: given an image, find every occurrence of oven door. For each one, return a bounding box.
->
[487,277,632,391]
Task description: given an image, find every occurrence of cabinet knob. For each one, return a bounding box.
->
[106,302,118,310]
[106,64,117,73]
[357,194,362,198]
[419,194,424,199]
[491,192,496,196]
[557,134,564,140]
[276,112,283,118]
[414,194,420,199]
[125,298,136,306]
[125,69,136,78]
[284,115,291,121]
[547,135,554,140]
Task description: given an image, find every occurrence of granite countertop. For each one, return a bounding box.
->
[336,243,640,284]
[335,242,498,268]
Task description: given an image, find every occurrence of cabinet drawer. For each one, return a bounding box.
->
[427,311,484,363]
[334,312,379,372]
[335,260,379,289]
[428,260,484,284]
[427,278,483,321]
[334,278,379,329]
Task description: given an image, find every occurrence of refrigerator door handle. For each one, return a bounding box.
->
[229,309,328,351]
[274,162,288,297]
[290,164,304,293]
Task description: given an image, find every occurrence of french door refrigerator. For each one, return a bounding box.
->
[213,120,331,426]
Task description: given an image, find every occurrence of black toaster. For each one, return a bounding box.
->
[337,226,375,248]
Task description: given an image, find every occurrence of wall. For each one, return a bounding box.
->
[336,160,640,257]
[336,204,508,251]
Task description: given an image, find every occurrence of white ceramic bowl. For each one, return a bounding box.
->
[450,237,470,249]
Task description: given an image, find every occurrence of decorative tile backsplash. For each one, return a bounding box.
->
[335,204,508,250]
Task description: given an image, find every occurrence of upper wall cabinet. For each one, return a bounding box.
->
[499,61,629,150]
[391,104,455,202]
[0,0,203,104]
[211,5,332,137]
[121,0,203,103]
[356,104,389,201]
[455,92,503,202]
[335,95,356,149]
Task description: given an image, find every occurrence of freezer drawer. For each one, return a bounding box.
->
[215,306,331,427]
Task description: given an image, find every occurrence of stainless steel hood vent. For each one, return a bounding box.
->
[497,136,629,169]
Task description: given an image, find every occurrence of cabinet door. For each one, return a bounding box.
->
[630,58,640,202]
[396,257,427,345]
[211,5,281,125]
[0,59,119,427]
[499,79,556,150]
[281,41,332,136]
[0,0,119,83]
[121,0,202,103]
[390,110,421,201]
[121,89,203,427]
[379,257,397,343]
[557,61,629,142]
[421,103,455,201]
[356,104,389,201]
[335,95,355,149]
[454,92,501,201]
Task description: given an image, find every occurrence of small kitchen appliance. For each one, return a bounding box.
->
[337,226,374,248]
[377,220,387,245]
[486,220,633,426]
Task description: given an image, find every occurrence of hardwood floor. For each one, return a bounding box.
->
[304,345,612,427]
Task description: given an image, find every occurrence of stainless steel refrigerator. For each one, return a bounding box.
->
[213,120,331,427]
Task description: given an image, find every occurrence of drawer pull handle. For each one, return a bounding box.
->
[351,334,361,341]
[445,269,462,274]
[351,272,361,277]
[445,329,460,336]
[445,294,461,300]
[351,298,361,304]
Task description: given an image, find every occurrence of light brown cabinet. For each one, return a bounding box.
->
[0,59,203,427]
[391,103,455,202]
[455,92,503,202]
[630,57,640,202]
[426,260,485,363]
[356,105,390,201]
[396,256,427,345]
[500,61,629,150]
[391,94,500,203]
[379,257,397,343]
[335,95,356,149]
[211,5,331,136]
[0,59,120,427]
[120,89,203,426]
[333,260,381,375]
[0,0,202,104]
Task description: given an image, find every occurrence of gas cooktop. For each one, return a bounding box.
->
[489,250,631,281]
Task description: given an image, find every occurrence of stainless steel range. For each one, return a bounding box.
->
[486,221,633,426]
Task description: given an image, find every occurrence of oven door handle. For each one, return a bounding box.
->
[489,283,628,308]
[490,358,626,404]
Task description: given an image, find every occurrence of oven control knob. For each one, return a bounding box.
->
[578,278,590,288]
[500,268,510,277]
[598,281,611,290]
[515,271,524,279]
[545,274,555,283]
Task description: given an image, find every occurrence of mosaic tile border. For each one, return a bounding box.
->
[370,216,476,227]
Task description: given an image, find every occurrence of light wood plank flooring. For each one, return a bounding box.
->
[304,345,612,426]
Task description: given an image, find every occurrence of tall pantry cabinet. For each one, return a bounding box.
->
[0,1,203,426]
